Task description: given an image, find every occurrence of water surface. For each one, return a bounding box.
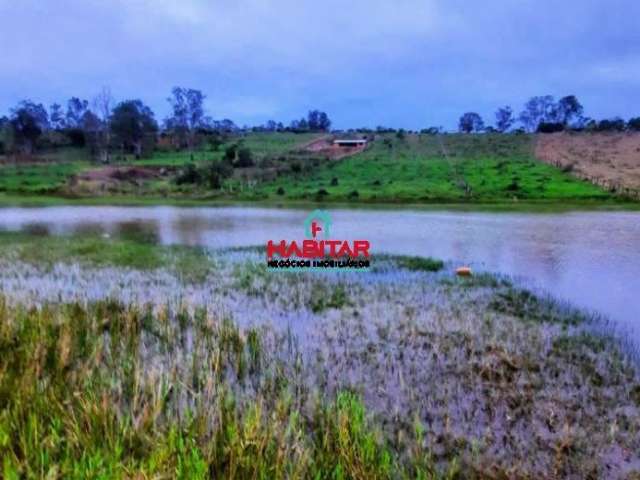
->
[1,205,639,337]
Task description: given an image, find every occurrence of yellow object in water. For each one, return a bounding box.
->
[456,266,472,277]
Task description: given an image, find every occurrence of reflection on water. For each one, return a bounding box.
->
[1,205,639,336]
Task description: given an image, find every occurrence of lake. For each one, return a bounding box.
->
[1,205,639,338]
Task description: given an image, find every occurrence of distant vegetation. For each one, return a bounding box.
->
[0,87,638,205]
[460,94,640,135]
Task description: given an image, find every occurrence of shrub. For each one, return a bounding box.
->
[224,144,237,161]
[276,187,285,196]
[537,122,565,133]
[397,255,444,272]
[627,117,640,131]
[596,118,626,132]
[175,163,202,185]
[235,147,254,168]
[330,177,339,186]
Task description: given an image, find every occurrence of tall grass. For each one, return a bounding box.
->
[1,245,639,477]
[0,298,457,479]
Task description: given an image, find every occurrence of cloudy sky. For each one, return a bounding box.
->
[1,0,638,129]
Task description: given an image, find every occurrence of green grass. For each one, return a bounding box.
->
[0,233,638,477]
[397,256,444,272]
[0,132,633,206]
[237,131,321,154]
[0,162,87,194]
[0,298,457,479]
[255,134,612,202]
[0,232,215,281]
[132,132,322,167]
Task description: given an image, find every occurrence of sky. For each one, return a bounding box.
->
[1,0,639,130]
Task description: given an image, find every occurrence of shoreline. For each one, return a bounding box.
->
[1,192,639,212]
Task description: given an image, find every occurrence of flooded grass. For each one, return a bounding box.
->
[0,236,639,478]
[397,255,444,272]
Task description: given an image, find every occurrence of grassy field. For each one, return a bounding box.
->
[0,232,639,478]
[132,132,321,167]
[0,162,86,194]
[250,134,612,202]
[0,132,633,206]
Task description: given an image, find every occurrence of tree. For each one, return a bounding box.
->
[9,100,49,154]
[166,87,206,154]
[627,117,640,131]
[224,144,237,162]
[307,110,331,131]
[89,87,115,163]
[519,95,556,132]
[65,97,89,128]
[208,135,224,151]
[110,100,158,158]
[0,116,14,154]
[537,122,565,133]
[495,106,514,132]
[458,112,484,133]
[555,95,583,126]
[49,103,65,130]
[290,117,310,132]
[235,147,254,168]
[596,118,626,132]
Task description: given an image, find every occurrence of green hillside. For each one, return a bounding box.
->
[249,133,611,203]
[0,132,620,205]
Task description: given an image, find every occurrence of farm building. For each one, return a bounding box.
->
[333,138,367,147]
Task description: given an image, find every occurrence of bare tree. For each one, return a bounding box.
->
[495,106,515,132]
[92,87,114,163]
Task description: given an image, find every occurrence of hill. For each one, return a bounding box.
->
[245,133,613,203]
[535,132,640,198]
[1,132,637,205]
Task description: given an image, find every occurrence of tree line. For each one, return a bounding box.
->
[0,87,332,161]
[458,95,640,133]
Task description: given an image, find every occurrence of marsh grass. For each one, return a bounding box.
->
[0,240,639,477]
[0,232,216,281]
[0,298,460,479]
[397,256,444,272]
[490,286,588,325]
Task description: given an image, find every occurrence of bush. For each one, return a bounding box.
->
[596,118,626,132]
[224,144,237,161]
[537,122,565,133]
[235,148,254,168]
[276,187,285,196]
[315,188,329,200]
[397,255,444,272]
[63,128,86,147]
[627,117,640,131]
[175,163,202,185]
[330,177,339,186]
[348,190,359,199]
